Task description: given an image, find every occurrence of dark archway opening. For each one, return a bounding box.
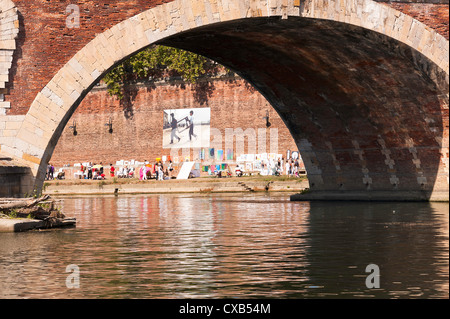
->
[159,17,447,200]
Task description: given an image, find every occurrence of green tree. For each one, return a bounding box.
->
[103,46,211,99]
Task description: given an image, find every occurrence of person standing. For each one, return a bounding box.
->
[144,165,148,180]
[110,164,115,178]
[158,162,164,181]
[168,160,174,178]
[294,159,299,177]
[154,162,159,180]
[87,164,93,179]
[170,113,181,144]
[285,160,291,177]
[158,163,164,181]
[188,110,197,141]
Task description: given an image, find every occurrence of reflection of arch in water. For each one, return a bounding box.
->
[8,0,448,201]
[303,201,449,298]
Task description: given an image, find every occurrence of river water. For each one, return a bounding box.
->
[0,193,448,299]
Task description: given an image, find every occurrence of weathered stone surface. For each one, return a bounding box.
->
[0,0,19,96]
[0,0,447,200]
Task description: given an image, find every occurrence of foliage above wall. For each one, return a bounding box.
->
[103,45,225,100]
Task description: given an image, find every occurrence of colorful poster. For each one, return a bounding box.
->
[226,149,233,160]
[217,149,224,161]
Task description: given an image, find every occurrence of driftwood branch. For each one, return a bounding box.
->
[0,195,75,230]
[0,195,50,211]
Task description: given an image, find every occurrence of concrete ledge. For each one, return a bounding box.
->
[290,190,448,202]
[0,219,44,232]
[0,218,76,232]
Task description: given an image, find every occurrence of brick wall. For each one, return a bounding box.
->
[50,77,298,167]
[4,0,448,116]
[6,0,163,115]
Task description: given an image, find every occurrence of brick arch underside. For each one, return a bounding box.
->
[159,17,448,200]
[26,17,449,201]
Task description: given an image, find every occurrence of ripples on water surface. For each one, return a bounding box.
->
[0,193,448,299]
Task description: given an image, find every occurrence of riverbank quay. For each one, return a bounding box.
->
[42,176,309,196]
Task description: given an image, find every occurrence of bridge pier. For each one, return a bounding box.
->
[290,190,449,202]
[0,158,34,198]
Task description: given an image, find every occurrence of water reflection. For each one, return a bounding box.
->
[0,194,447,299]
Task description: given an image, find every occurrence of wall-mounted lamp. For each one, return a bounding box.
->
[263,110,271,128]
[69,120,77,136]
[105,117,113,134]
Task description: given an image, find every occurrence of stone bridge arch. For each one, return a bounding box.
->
[2,0,449,200]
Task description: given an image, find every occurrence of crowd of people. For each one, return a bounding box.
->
[77,163,108,180]
[138,160,174,181]
[285,158,303,177]
[234,158,303,177]
[48,155,304,182]
[46,164,65,180]
[76,162,142,180]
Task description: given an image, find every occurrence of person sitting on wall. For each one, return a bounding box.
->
[56,168,65,180]
[118,166,124,178]
[226,166,232,178]
[235,164,244,177]
[128,167,134,178]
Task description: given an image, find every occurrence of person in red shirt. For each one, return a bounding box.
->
[110,164,115,177]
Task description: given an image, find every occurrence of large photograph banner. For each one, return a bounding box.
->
[163,108,211,149]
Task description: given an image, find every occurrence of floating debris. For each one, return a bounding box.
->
[0,195,76,232]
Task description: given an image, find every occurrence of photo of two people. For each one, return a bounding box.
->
[163,108,211,149]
